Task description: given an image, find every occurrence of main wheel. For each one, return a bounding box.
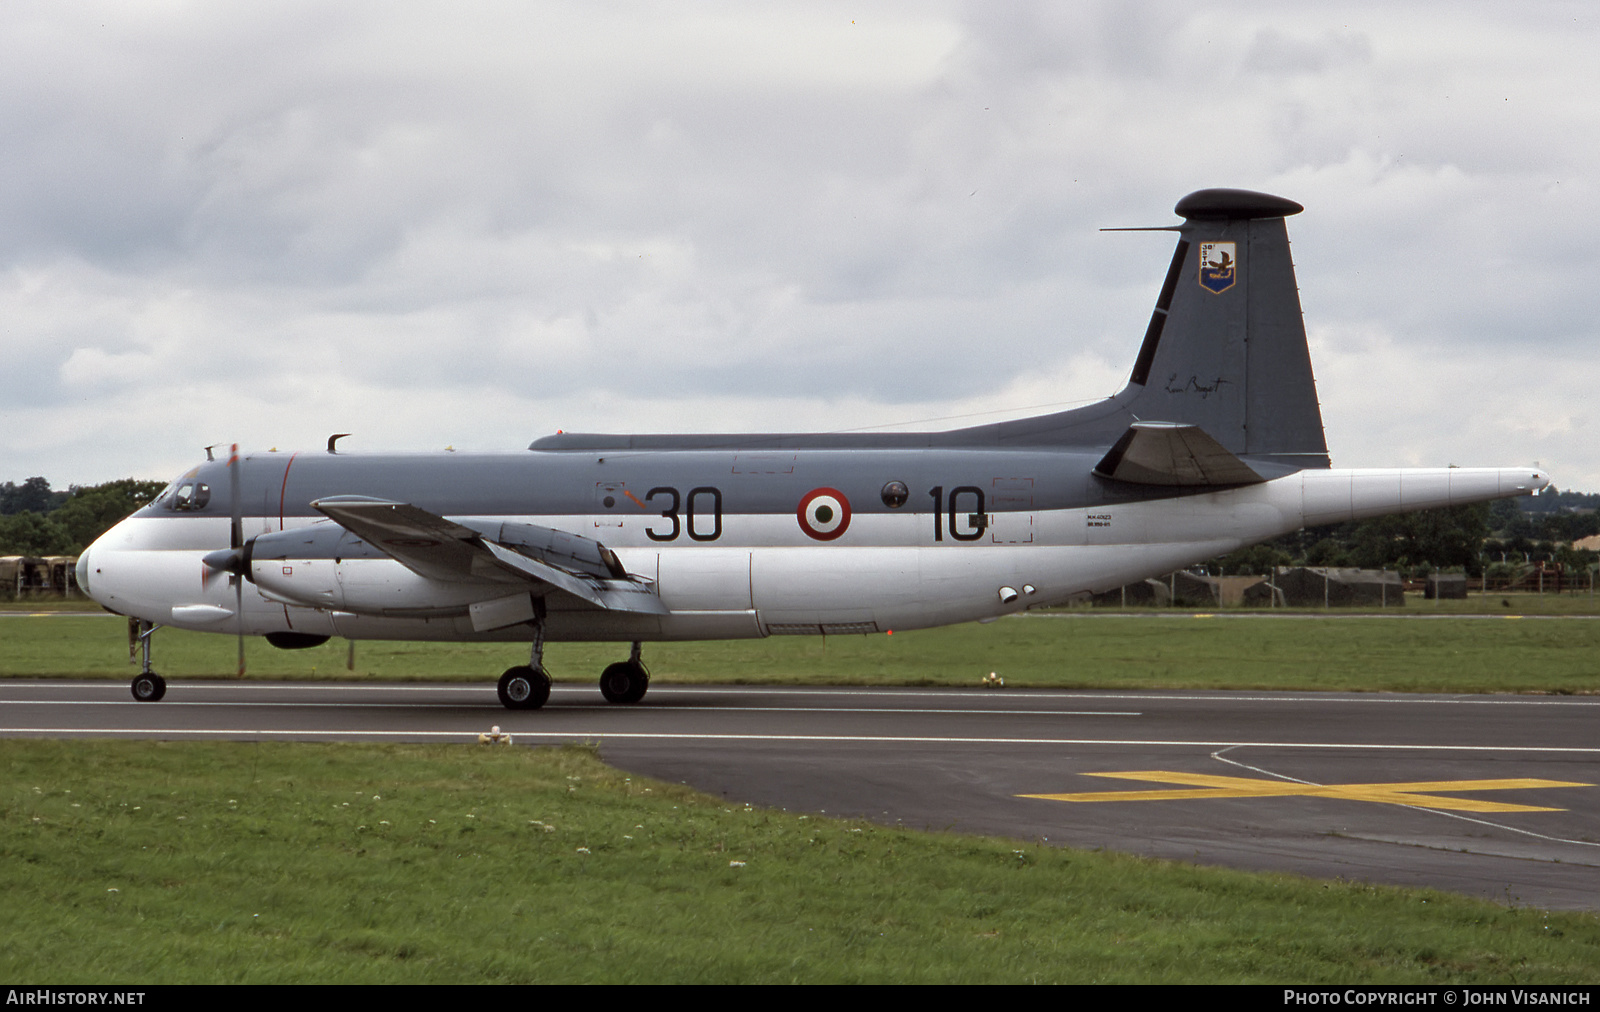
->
[497,665,551,710]
[599,661,649,704]
[131,673,167,703]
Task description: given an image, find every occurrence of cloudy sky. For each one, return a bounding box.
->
[4,2,1596,490]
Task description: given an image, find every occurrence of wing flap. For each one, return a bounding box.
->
[1093,422,1266,486]
[311,497,487,581]
[478,540,668,614]
[311,496,668,615]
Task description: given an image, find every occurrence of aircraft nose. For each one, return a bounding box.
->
[75,545,93,599]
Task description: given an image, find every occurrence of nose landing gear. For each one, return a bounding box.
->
[129,620,166,702]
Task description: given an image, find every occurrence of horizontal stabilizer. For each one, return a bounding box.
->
[1094,422,1266,486]
[311,496,667,615]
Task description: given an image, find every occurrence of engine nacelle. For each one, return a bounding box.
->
[246,523,518,616]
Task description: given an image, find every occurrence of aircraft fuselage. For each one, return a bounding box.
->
[79,445,1546,645]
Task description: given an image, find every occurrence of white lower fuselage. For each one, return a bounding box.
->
[79,466,1548,644]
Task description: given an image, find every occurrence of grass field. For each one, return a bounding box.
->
[12,588,1600,615]
[4,606,1598,694]
[5,740,1599,984]
[6,602,1600,981]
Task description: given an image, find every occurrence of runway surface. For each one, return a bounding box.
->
[5,679,1599,911]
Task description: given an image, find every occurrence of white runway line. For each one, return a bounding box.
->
[5,727,1600,752]
[0,699,1141,717]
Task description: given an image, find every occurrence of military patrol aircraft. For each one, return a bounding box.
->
[76,188,1549,709]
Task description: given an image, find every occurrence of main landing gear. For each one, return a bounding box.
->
[497,665,551,710]
[494,620,650,710]
[499,601,552,710]
[599,641,650,704]
[129,620,167,702]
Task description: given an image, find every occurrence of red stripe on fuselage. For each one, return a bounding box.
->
[278,451,300,531]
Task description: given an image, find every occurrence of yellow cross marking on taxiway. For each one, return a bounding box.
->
[1019,772,1593,812]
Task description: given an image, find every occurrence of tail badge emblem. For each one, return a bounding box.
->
[1198,241,1236,294]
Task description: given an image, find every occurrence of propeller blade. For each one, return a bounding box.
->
[229,443,245,678]
[236,581,245,678]
[229,443,242,550]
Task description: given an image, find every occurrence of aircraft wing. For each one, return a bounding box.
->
[1093,422,1266,486]
[310,496,668,615]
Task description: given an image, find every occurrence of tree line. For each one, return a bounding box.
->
[0,478,167,556]
[3,475,1597,577]
[1210,490,1599,579]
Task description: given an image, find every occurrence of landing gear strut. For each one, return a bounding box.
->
[129,620,166,702]
[599,641,649,704]
[497,599,551,710]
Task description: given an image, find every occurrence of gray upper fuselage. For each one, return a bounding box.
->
[139,425,1304,535]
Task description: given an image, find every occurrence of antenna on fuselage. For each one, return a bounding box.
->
[328,433,352,454]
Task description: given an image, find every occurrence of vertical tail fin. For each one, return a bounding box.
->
[976,188,1329,472]
[1125,188,1327,466]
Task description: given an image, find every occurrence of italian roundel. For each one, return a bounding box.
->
[797,487,851,541]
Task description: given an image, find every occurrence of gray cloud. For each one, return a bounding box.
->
[2,1,1595,491]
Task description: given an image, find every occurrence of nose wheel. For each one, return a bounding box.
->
[131,672,167,702]
[129,620,167,702]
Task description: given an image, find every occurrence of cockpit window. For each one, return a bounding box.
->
[150,468,211,513]
[171,481,211,511]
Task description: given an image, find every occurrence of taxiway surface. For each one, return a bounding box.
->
[4,680,1598,910]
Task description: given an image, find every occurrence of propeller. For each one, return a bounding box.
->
[229,443,244,677]
[199,444,248,677]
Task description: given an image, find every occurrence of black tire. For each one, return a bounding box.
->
[497,666,550,710]
[131,673,167,703]
[599,661,649,704]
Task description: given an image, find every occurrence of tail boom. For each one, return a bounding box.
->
[1296,467,1549,527]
